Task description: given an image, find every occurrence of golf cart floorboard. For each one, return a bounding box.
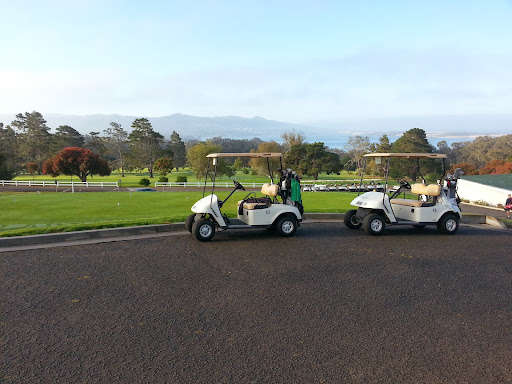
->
[222,218,272,229]
[393,219,433,225]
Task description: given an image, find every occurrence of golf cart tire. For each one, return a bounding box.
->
[275,215,297,237]
[363,214,385,236]
[185,214,196,233]
[437,214,459,235]
[192,219,215,242]
[344,209,362,229]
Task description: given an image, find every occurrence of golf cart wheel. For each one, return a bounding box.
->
[437,214,459,235]
[192,219,215,242]
[363,214,385,236]
[185,214,196,233]
[344,209,362,229]
[276,215,297,237]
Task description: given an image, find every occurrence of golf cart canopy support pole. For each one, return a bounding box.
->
[384,156,390,206]
[203,158,210,198]
[358,158,366,196]
[267,157,273,184]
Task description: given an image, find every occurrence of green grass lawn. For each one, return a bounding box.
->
[13,169,382,188]
[0,190,358,237]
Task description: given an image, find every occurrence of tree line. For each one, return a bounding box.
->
[0,111,511,181]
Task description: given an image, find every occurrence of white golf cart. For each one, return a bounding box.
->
[344,153,464,235]
[187,152,303,242]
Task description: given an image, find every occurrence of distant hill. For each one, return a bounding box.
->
[2,112,511,147]
[0,113,311,141]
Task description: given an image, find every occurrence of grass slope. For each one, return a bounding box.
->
[0,191,356,237]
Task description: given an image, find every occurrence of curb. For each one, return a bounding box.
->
[0,213,505,250]
[0,223,184,248]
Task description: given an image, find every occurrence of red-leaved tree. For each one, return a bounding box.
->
[153,156,173,177]
[43,147,111,182]
[26,162,39,179]
[449,162,478,176]
[479,160,512,175]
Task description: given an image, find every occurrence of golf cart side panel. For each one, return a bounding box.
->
[390,203,453,223]
[238,205,301,226]
[191,194,227,227]
[350,192,397,222]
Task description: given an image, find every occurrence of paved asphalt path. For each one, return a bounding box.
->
[460,203,511,219]
[1,222,511,384]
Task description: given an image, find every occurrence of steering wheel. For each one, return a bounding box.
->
[233,180,245,191]
[397,178,411,189]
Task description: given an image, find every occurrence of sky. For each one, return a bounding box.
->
[1,0,512,132]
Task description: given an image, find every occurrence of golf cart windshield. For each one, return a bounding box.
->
[203,152,284,197]
[361,153,448,196]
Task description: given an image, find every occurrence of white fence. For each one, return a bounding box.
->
[0,180,119,187]
[155,182,267,188]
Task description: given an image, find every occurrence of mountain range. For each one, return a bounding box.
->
[0,113,309,142]
[1,112,510,147]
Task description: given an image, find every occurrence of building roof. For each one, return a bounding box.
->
[461,173,512,190]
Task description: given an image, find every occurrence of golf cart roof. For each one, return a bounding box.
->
[206,152,283,158]
[364,153,447,159]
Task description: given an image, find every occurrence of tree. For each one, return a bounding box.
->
[168,131,186,171]
[0,153,15,180]
[52,125,84,153]
[479,160,512,175]
[104,122,129,177]
[0,123,19,175]
[376,134,392,153]
[285,142,341,180]
[391,128,436,180]
[449,162,478,176]
[26,162,38,179]
[208,137,262,155]
[249,141,284,176]
[84,131,107,158]
[153,157,173,177]
[367,135,392,176]
[11,111,51,172]
[453,135,512,170]
[43,147,111,182]
[281,129,305,151]
[128,118,164,178]
[186,142,222,178]
[344,136,371,170]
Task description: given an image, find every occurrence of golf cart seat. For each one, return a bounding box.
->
[261,183,279,197]
[391,183,442,207]
[238,183,279,210]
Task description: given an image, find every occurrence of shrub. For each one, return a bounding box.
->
[158,176,168,182]
[176,175,188,183]
[139,178,150,187]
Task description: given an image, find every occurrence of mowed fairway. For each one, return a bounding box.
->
[0,191,356,235]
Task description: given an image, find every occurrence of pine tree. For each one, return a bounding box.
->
[168,131,186,171]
